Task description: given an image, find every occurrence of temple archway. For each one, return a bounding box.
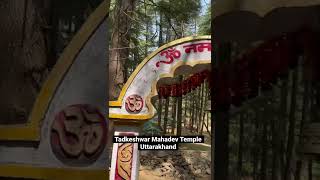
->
[109,36,211,180]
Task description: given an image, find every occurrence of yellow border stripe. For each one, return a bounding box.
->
[0,0,110,141]
[0,165,108,180]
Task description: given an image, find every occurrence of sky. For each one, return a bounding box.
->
[200,0,210,16]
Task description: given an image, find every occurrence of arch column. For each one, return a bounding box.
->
[109,120,144,180]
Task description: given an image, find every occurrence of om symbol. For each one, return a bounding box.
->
[125,95,144,113]
[156,48,181,68]
[50,104,107,165]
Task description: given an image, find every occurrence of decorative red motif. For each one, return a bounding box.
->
[50,104,107,165]
[164,85,172,98]
[156,48,181,68]
[157,70,210,98]
[171,84,179,97]
[211,31,303,108]
[181,80,189,95]
[190,75,199,90]
[183,42,211,53]
[125,95,144,113]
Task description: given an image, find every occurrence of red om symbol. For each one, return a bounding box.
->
[125,95,144,113]
[51,104,107,161]
[156,48,181,68]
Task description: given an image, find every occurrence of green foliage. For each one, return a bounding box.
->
[142,118,162,135]
[156,0,201,24]
[124,0,206,78]
[242,162,254,176]
[198,3,211,35]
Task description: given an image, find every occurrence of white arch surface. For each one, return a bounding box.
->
[109,36,211,120]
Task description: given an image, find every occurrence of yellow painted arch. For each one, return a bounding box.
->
[109,36,211,121]
[0,165,108,180]
[0,0,109,141]
[0,1,111,179]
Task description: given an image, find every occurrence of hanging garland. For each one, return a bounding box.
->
[213,29,308,107]
[157,70,211,98]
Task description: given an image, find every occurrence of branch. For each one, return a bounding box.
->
[145,0,179,37]
[166,17,179,37]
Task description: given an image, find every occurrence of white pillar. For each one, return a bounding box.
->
[109,125,142,180]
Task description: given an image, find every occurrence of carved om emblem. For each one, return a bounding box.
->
[125,95,143,113]
[50,104,107,165]
[156,48,181,68]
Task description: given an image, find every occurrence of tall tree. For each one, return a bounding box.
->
[158,97,163,127]
[171,97,177,134]
[176,75,183,136]
[260,108,268,180]
[285,69,298,180]
[163,97,170,134]
[237,113,244,179]
[109,0,136,100]
[0,0,50,124]
[198,2,211,35]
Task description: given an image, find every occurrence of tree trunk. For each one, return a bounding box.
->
[165,25,171,43]
[200,82,209,135]
[260,109,268,180]
[271,76,290,180]
[176,76,183,136]
[0,0,50,124]
[171,97,177,134]
[295,161,302,180]
[195,86,201,132]
[191,90,196,130]
[296,56,312,180]
[271,111,281,180]
[285,69,298,180]
[238,113,244,179]
[163,97,170,134]
[197,83,205,133]
[43,0,57,69]
[176,96,182,135]
[206,111,211,135]
[158,97,163,128]
[194,18,197,35]
[144,0,148,57]
[279,77,289,178]
[252,108,261,180]
[184,78,188,126]
[183,94,187,127]
[158,11,163,47]
[308,160,312,180]
[109,0,136,100]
